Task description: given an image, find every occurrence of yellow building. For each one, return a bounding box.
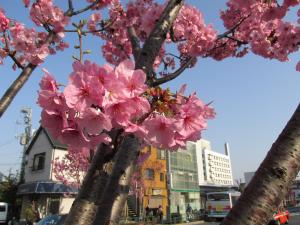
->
[140,146,168,217]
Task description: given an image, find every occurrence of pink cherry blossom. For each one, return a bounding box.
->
[77,108,112,135]
[64,61,104,111]
[0,9,9,32]
[39,69,59,91]
[30,0,69,33]
[142,114,176,148]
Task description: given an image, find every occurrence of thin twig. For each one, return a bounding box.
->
[78,31,83,62]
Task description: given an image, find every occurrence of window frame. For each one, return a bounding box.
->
[145,168,155,180]
[32,152,46,171]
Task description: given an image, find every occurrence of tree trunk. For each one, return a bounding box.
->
[222,103,300,225]
[64,143,117,225]
[135,0,184,81]
[91,134,139,225]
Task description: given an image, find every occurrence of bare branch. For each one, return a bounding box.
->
[152,57,195,86]
[127,26,140,61]
[135,0,185,86]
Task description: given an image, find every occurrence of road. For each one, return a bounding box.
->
[182,214,300,225]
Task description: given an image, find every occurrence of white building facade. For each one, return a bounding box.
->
[194,139,234,186]
[18,127,77,220]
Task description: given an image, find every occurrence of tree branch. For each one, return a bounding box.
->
[67,0,74,14]
[8,52,24,70]
[127,26,141,61]
[0,31,56,118]
[217,14,250,40]
[65,0,101,17]
[135,0,185,86]
[152,57,195,86]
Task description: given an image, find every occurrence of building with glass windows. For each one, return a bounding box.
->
[167,142,200,221]
[167,139,235,221]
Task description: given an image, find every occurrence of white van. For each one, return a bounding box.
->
[0,202,11,224]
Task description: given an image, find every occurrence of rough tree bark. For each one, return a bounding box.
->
[64,127,123,225]
[222,103,300,225]
[92,135,139,225]
[64,144,112,225]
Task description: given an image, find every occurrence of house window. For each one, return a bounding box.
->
[32,153,45,171]
[157,149,166,159]
[145,169,154,180]
[160,173,164,181]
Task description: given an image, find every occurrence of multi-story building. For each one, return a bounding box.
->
[167,142,200,220]
[139,146,168,218]
[166,139,235,219]
[195,140,234,187]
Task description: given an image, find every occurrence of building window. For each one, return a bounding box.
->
[157,149,166,159]
[160,173,164,181]
[32,152,45,171]
[145,169,154,180]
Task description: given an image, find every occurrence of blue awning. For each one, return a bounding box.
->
[17,181,78,195]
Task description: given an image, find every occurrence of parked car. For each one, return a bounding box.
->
[0,202,12,225]
[35,214,67,225]
[268,209,290,225]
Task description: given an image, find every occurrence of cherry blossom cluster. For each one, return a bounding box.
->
[38,59,214,151]
[53,147,90,189]
[87,0,113,10]
[0,1,69,67]
[173,5,217,58]
[86,0,300,73]
[30,0,69,33]
[88,0,218,69]
[220,0,300,63]
[0,9,9,33]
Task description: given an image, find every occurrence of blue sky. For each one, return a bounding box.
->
[0,1,299,182]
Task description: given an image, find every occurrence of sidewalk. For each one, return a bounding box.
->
[175,221,204,225]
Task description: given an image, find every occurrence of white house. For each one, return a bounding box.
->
[17,127,77,219]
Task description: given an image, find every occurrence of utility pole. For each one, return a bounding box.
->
[19,107,32,183]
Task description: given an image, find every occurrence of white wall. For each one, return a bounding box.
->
[24,129,53,182]
[60,197,75,214]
